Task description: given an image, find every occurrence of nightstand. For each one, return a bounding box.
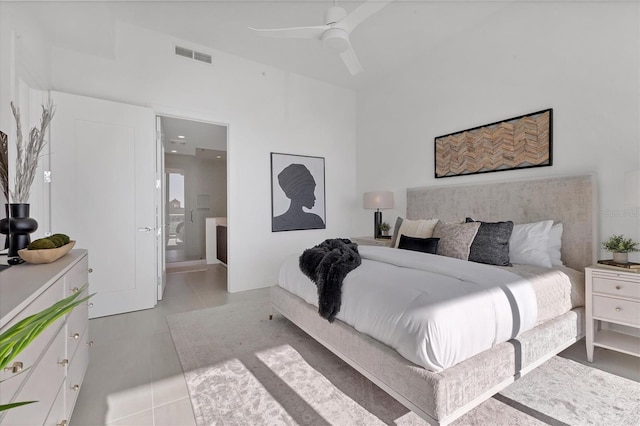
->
[585,265,640,362]
[351,236,393,247]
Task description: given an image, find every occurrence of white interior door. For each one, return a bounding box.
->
[156,116,166,300]
[50,91,156,318]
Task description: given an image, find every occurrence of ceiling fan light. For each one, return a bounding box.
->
[321,28,350,53]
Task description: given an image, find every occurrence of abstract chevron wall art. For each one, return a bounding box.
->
[434,109,552,178]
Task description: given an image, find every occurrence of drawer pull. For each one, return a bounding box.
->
[57,421,68,426]
[88,268,93,273]
[57,359,69,367]
[71,384,80,391]
[3,361,23,373]
[615,285,621,290]
[71,287,80,293]
[615,307,622,312]
[88,302,94,308]
[87,340,94,347]
[71,333,80,340]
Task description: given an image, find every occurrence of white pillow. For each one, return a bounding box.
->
[393,218,440,248]
[548,223,563,266]
[509,220,553,267]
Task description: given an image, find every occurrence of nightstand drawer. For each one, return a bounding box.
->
[592,295,640,327]
[592,277,640,300]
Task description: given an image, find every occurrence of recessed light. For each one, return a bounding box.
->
[178,135,185,139]
[216,155,222,159]
[171,150,177,153]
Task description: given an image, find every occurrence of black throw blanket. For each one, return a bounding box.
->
[299,238,361,323]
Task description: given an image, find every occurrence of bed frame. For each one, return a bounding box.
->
[272,174,597,425]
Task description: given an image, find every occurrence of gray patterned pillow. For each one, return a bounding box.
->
[432,221,481,260]
[390,217,404,248]
[465,218,514,266]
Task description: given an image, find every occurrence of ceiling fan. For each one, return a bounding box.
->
[249,0,395,76]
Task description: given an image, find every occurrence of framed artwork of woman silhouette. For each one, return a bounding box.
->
[271,152,326,232]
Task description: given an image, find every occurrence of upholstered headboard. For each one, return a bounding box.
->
[407,174,597,271]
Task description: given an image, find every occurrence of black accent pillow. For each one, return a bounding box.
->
[465,217,514,266]
[398,235,440,255]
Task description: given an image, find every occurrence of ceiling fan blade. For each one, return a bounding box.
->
[339,44,364,75]
[248,25,329,40]
[341,0,395,33]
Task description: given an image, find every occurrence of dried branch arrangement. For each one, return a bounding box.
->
[10,101,55,203]
[0,131,8,202]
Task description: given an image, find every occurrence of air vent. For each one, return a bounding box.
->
[175,45,212,65]
[193,51,212,64]
[175,46,193,58]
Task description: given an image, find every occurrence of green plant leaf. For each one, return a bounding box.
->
[0,285,93,371]
[0,400,37,412]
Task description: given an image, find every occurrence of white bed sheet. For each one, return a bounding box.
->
[279,245,538,372]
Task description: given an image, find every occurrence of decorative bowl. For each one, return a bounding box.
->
[18,241,76,264]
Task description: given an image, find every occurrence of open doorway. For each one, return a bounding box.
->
[157,115,228,298]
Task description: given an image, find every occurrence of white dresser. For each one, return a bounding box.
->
[585,265,640,362]
[0,250,91,426]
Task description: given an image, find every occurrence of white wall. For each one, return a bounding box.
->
[0,4,51,241]
[356,1,640,262]
[31,21,355,292]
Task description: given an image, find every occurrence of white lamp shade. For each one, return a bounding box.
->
[625,170,640,206]
[363,191,394,209]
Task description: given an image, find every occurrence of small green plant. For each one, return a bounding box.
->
[379,222,391,232]
[0,285,92,412]
[602,234,640,253]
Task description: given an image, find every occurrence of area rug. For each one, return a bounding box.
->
[168,300,639,426]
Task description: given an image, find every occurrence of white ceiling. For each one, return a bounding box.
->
[8,0,535,153]
[10,0,513,90]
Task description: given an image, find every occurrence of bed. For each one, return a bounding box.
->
[271,174,597,425]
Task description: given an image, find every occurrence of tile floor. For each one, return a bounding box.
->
[70,263,268,425]
[70,264,639,425]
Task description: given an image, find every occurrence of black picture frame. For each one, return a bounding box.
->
[434,108,553,178]
[271,152,326,232]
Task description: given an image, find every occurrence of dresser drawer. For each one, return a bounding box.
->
[65,333,90,419]
[0,278,65,406]
[43,382,66,426]
[0,330,66,426]
[592,295,640,327]
[592,276,640,300]
[65,255,89,295]
[66,291,89,360]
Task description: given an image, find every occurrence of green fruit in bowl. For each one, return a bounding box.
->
[27,238,56,250]
[47,235,66,247]
[50,233,70,245]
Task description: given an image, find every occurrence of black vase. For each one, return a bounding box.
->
[0,204,8,250]
[0,203,38,257]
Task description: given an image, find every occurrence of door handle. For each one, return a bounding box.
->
[190,210,194,223]
[138,227,152,232]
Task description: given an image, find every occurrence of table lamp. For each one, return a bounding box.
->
[363,191,394,238]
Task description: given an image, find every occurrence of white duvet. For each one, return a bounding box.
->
[279,245,538,372]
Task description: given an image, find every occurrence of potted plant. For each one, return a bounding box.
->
[379,221,391,237]
[602,234,639,263]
